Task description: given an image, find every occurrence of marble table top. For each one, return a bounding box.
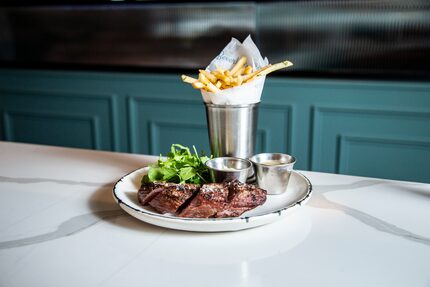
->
[0,142,429,287]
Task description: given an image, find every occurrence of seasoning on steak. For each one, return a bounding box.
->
[216,180,267,218]
[138,182,200,214]
[178,183,228,218]
[179,181,267,218]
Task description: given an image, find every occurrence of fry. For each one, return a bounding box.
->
[230,56,247,75]
[215,80,222,89]
[255,60,293,77]
[221,83,231,89]
[242,65,271,82]
[181,74,198,84]
[199,69,217,83]
[213,70,231,85]
[199,73,221,93]
[236,75,243,86]
[244,65,252,75]
[233,66,245,76]
[191,81,205,89]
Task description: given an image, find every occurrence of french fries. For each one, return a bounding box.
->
[198,73,221,93]
[191,81,205,89]
[181,57,293,93]
[181,75,198,84]
[230,56,247,75]
[198,69,217,83]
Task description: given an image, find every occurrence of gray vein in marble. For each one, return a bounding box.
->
[0,210,124,249]
[309,192,430,247]
[316,179,430,199]
[0,175,114,188]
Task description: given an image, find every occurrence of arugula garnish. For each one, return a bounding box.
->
[141,144,212,185]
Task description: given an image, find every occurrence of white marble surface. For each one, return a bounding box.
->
[0,141,429,287]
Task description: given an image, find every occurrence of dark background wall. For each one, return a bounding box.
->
[1,1,430,79]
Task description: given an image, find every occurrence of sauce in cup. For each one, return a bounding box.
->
[260,160,285,166]
[249,153,296,195]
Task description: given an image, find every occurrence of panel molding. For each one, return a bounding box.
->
[260,103,294,154]
[311,105,430,170]
[2,110,102,149]
[148,120,207,155]
[312,106,430,124]
[0,88,119,151]
[127,97,204,153]
[257,129,268,152]
[127,96,201,106]
[337,134,430,174]
[266,77,430,92]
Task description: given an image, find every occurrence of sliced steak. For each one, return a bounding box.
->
[138,182,199,214]
[179,183,228,218]
[179,181,267,218]
[225,180,267,207]
[216,181,267,218]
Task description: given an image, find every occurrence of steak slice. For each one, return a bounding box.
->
[178,183,228,218]
[138,182,199,214]
[179,181,267,218]
[216,181,267,218]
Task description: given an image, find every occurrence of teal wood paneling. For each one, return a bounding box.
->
[338,135,430,182]
[0,87,118,151]
[311,107,430,181]
[123,72,209,155]
[4,110,100,149]
[263,78,430,182]
[0,69,429,182]
[127,97,209,155]
[262,78,430,175]
[258,104,293,155]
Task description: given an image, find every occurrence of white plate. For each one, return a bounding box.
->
[112,167,312,232]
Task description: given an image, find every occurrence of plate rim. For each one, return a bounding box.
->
[112,167,312,223]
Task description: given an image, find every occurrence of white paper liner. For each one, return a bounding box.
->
[201,35,269,105]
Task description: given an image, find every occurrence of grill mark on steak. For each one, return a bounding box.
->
[176,187,201,214]
[225,180,267,208]
[179,183,227,218]
[140,187,163,205]
[138,182,200,214]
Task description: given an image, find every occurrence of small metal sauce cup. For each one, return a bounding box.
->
[249,153,296,195]
[205,157,253,183]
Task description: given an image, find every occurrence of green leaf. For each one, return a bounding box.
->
[148,167,163,182]
[141,144,212,184]
[179,167,196,182]
[162,168,177,181]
